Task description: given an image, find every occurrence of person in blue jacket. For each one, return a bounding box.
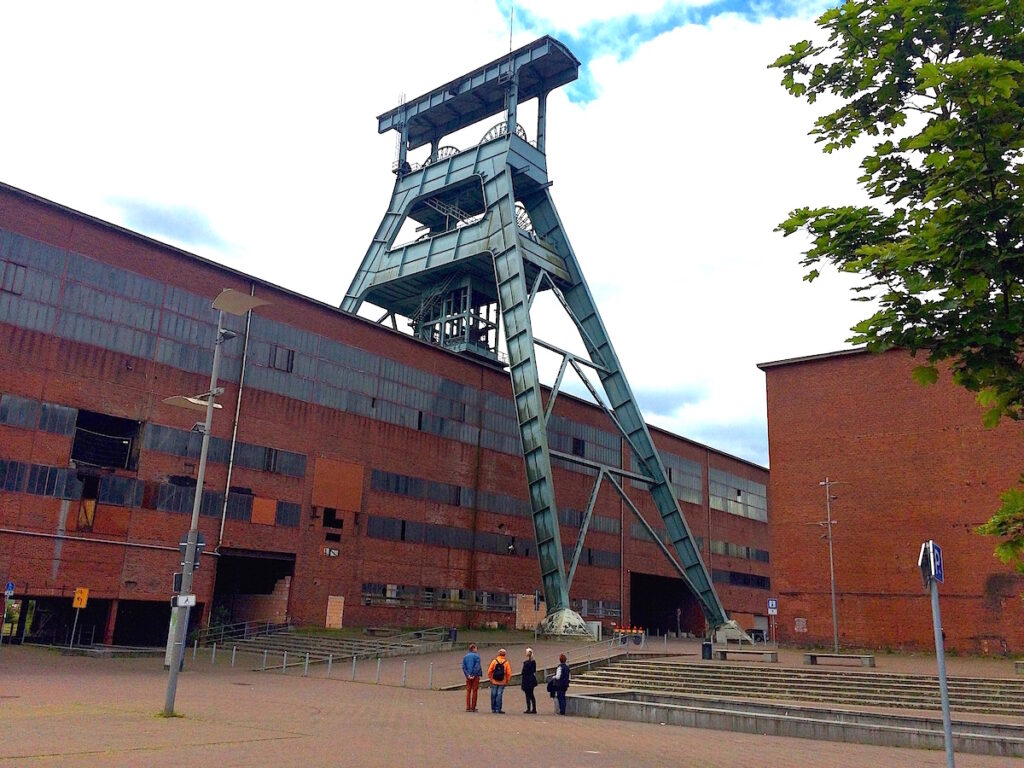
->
[462,643,482,711]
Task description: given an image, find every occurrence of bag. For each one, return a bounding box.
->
[546,677,555,694]
[492,659,505,681]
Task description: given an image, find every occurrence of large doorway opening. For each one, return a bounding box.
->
[113,600,179,646]
[629,572,704,636]
[213,549,295,626]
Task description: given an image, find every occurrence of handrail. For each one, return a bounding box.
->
[197,619,289,646]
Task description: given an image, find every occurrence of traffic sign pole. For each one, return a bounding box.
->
[70,607,80,649]
[920,540,954,768]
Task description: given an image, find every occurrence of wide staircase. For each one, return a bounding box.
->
[572,656,1024,717]
[199,623,454,667]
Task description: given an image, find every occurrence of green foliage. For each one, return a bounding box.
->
[977,488,1024,572]
[773,1,1024,568]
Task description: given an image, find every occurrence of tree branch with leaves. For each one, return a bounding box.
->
[772,0,1024,568]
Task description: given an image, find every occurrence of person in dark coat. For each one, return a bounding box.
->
[520,647,538,713]
[554,652,571,715]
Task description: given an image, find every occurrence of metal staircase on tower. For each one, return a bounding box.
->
[342,36,738,636]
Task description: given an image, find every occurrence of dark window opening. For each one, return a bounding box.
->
[323,508,344,529]
[79,474,100,500]
[325,532,341,543]
[571,437,585,457]
[71,410,141,470]
[417,411,423,431]
[270,345,295,372]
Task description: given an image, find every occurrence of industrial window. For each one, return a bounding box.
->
[39,402,77,435]
[157,479,195,514]
[0,459,27,492]
[712,568,771,590]
[571,437,585,457]
[97,475,143,507]
[323,508,344,529]
[71,410,140,470]
[26,465,81,499]
[325,532,341,543]
[275,501,301,527]
[0,393,39,429]
[270,345,295,373]
[274,450,306,478]
[225,490,253,521]
[0,261,27,295]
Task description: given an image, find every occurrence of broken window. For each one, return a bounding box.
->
[71,410,141,470]
[323,508,344,529]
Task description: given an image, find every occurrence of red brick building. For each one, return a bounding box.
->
[0,182,770,646]
[760,348,1024,654]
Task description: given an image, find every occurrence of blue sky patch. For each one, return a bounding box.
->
[110,198,225,249]
[499,0,834,103]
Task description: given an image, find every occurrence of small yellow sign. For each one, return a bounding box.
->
[72,587,89,609]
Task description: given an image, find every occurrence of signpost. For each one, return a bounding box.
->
[767,597,778,645]
[919,540,954,768]
[70,587,89,649]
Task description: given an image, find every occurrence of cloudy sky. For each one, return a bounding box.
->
[0,1,872,467]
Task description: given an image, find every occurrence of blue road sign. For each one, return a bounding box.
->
[932,542,944,583]
[4,581,13,597]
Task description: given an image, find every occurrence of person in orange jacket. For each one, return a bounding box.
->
[487,648,512,713]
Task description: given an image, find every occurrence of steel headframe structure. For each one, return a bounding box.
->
[342,36,729,636]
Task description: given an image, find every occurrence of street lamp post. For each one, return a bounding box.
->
[162,288,268,716]
[818,477,840,653]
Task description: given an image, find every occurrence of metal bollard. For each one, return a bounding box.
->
[232,645,237,667]
[282,651,288,673]
[193,639,198,660]
[375,658,381,684]
[665,635,668,652]
[212,642,217,664]
[327,654,333,679]
[428,662,433,690]
[351,657,357,682]
[262,649,267,671]
[401,660,407,687]
[304,652,309,677]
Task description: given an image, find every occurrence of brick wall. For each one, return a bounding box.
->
[0,182,770,639]
[763,349,1024,653]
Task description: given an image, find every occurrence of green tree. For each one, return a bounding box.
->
[771,1,1024,567]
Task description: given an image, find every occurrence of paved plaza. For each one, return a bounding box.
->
[0,642,1017,767]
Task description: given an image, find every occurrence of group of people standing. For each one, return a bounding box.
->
[461,643,571,715]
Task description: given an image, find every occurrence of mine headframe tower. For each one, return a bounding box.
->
[342,36,729,635]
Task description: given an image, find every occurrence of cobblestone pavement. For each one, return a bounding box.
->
[0,644,1017,767]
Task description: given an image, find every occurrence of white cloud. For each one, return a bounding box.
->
[513,0,714,34]
[0,3,874,467]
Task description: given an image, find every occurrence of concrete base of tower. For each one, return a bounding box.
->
[539,608,591,636]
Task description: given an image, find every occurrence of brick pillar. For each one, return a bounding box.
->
[103,599,118,645]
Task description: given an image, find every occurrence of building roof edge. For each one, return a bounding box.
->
[757,346,869,371]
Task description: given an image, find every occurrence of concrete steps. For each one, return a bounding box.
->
[572,657,1024,717]
[223,629,451,666]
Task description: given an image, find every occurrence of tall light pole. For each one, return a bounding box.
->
[162,288,268,717]
[818,477,840,653]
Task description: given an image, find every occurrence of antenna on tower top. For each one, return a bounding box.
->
[509,4,514,53]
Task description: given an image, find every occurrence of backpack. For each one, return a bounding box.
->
[492,659,505,681]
